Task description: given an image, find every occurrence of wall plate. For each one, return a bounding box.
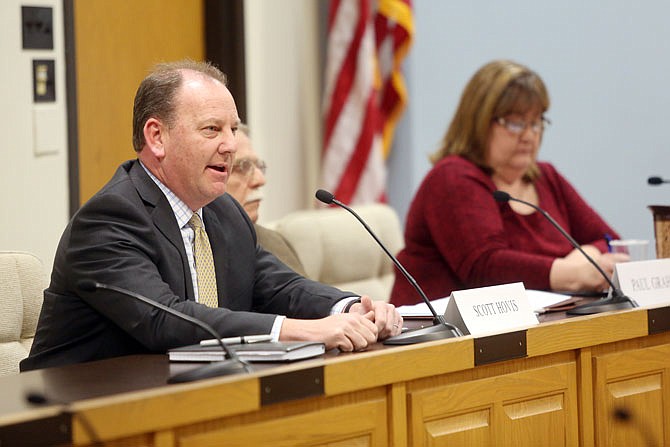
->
[22,6,54,50]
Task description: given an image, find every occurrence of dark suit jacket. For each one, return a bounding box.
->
[21,160,350,371]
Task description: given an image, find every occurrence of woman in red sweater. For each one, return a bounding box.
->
[390,60,627,306]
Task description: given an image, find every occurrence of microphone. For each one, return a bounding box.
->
[315,189,463,344]
[648,176,670,185]
[492,190,635,315]
[77,280,250,383]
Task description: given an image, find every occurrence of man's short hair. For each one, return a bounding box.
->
[132,60,227,152]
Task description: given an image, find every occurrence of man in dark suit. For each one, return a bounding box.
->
[21,60,401,371]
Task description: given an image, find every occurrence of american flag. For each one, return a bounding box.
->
[321,0,414,205]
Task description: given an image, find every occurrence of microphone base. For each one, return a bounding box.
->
[383,323,461,345]
[566,295,636,316]
[168,359,251,384]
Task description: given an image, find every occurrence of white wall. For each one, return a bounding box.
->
[0,1,69,272]
[244,0,323,224]
[388,0,670,250]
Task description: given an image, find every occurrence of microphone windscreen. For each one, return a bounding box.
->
[315,189,334,204]
[648,176,664,185]
[77,279,98,292]
[492,190,511,202]
[25,391,48,405]
[613,407,631,421]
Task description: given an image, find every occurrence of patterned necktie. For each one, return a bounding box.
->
[188,213,219,307]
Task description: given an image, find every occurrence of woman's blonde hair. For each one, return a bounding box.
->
[430,60,549,180]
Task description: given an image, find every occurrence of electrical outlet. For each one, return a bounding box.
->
[22,6,53,50]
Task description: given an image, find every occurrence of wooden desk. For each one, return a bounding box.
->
[2,306,670,446]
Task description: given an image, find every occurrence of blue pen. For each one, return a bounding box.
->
[604,233,613,252]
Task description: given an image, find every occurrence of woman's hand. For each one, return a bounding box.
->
[550,245,629,292]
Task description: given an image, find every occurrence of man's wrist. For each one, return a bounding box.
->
[342,298,361,313]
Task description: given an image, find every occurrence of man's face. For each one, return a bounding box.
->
[226,130,266,223]
[158,71,239,211]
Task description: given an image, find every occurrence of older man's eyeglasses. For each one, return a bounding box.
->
[232,158,267,177]
[495,116,550,135]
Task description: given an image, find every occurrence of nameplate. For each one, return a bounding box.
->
[260,366,324,406]
[612,259,670,308]
[444,282,539,336]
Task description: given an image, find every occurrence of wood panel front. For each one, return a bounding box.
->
[408,361,579,446]
[178,398,388,447]
[593,342,670,447]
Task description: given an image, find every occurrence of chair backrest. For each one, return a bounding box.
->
[0,251,46,376]
[269,204,404,302]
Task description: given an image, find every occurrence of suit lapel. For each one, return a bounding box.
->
[128,161,195,300]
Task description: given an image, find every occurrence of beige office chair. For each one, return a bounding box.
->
[0,251,46,376]
[268,203,404,302]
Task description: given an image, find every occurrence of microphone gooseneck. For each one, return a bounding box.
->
[315,189,462,344]
[77,280,251,383]
[493,190,636,315]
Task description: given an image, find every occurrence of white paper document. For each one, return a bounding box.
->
[397,296,451,318]
[525,290,575,313]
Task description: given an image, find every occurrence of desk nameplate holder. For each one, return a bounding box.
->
[474,330,528,366]
[648,306,670,335]
[0,412,71,446]
[440,282,535,366]
[260,366,324,406]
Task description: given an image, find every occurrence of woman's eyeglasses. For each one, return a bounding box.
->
[495,116,551,135]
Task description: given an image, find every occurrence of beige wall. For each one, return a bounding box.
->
[244,0,322,224]
[0,0,69,273]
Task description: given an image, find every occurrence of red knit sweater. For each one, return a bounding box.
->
[390,156,620,306]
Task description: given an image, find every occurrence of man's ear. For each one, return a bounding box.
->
[143,117,167,159]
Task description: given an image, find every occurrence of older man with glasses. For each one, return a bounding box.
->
[226,124,307,276]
